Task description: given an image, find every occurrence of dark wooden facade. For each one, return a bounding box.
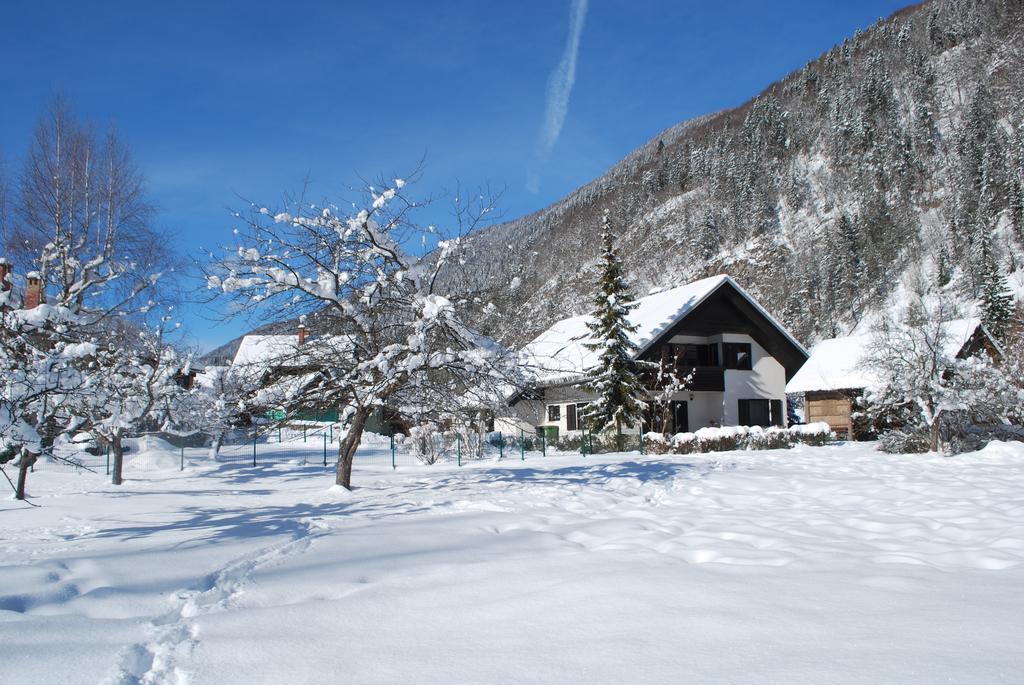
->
[637,280,808,385]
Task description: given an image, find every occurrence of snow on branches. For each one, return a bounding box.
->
[583,210,646,442]
[204,179,517,488]
[862,275,1019,454]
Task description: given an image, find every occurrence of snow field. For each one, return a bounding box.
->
[2,441,1024,683]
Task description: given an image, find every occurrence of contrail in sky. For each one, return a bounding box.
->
[527,0,589,193]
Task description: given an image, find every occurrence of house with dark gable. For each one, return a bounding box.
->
[499,275,809,438]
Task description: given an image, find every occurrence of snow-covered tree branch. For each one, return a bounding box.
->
[204,179,518,489]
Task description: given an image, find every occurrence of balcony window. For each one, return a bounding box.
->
[672,343,719,368]
[547,405,561,422]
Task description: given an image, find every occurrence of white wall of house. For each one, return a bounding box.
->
[681,391,725,431]
[719,333,788,426]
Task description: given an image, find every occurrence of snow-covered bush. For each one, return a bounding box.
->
[554,429,636,454]
[640,432,671,454]
[877,429,931,454]
[747,428,794,451]
[554,433,584,453]
[409,424,485,465]
[642,423,834,454]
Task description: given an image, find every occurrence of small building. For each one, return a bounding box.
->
[230,326,408,435]
[785,318,1000,439]
[499,275,809,438]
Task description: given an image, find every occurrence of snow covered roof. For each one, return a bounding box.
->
[232,335,303,369]
[786,317,987,394]
[520,275,806,384]
[230,335,323,406]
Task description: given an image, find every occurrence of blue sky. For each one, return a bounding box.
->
[0,0,910,352]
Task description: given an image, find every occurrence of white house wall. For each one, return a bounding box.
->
[682,391,725,431]
[719,333,788,425]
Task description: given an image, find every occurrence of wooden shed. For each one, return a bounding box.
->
[786,318,1001,440]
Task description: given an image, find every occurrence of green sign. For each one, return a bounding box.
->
[265,410,286,421]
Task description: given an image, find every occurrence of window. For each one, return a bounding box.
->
[547,405,561,422]
[722,342,752,370]
[738,399,770,427]
[672,343,720,367]
[738,399,785,427]
[566,403,589,432]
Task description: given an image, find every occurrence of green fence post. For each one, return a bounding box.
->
[180,445,184,471]
[303,427,307,443]
[323,432,327,467]
[542,431,546,457]
[330,424,333,443]
[391,434,396,470]
[590,431,594,455]
[457,434,462,467]
[520,429,525,461]
[639,423,645,455]
[498,432,503,461]
[278,427,282,443]
[253,431,257,467]
[106,444,110,475]
[581,429,586,457]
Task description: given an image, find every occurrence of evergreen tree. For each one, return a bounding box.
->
[1011,177,1024,242]
[584,211,646,448]
[696,212,721,261]
[979,242,1014,341]
[936,244,953,288]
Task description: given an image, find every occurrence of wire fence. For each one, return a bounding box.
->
[35,423,637,479]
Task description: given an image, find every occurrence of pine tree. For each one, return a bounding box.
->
[1011,177,1024,242]
[936,244,953,288]
[979,241,1014,342]
[584,211,646,449]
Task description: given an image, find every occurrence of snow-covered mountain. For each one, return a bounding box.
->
[439,0,1024,348]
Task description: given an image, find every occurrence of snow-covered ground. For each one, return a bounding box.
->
[3,440,1024,684]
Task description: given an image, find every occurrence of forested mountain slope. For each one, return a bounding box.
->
[441,0,1024,348]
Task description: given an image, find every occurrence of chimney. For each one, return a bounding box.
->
[0,258,10,293]
[297,324,307,346]
[24,272,43,309]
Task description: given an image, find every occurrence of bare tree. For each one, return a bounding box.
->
[205,178,517,489]
[69,319,184,485]
[862,273,1014,453]
[10,97,176,312]
[1,98,175,498]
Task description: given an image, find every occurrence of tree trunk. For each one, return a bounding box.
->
[335,407,371,490]
[929,419,941,454]
[15,449,37,500]
[209,433,224,459]
[111,437,125,485]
